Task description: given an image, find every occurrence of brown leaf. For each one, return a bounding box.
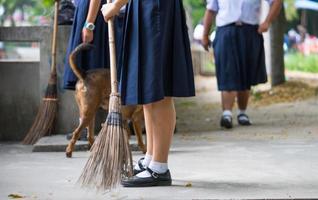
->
[185,182,192,187]
[8,193,25,199]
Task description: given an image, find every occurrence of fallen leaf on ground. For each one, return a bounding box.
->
[185,182,192,187]
[8,193,25,199]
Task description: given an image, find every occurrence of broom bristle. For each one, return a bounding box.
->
[78,94,133,191]
[22,73,58,145]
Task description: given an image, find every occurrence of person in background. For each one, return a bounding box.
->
[202,0,282,129]
[0,42,6,59]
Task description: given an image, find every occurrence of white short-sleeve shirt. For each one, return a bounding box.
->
[206,0,274,27]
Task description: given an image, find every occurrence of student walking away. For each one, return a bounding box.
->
[202,0,282,129]
[102,0,195,187]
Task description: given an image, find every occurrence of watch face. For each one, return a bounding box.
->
[85,23,95,31]
[88,24,94,30]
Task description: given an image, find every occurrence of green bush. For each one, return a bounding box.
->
[284,53,318,73]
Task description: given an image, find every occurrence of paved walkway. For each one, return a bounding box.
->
[1,76,318,200]
[1,98,318,200]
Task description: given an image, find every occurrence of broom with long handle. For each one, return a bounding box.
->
[22,0,60,145]
[78,0,133,190]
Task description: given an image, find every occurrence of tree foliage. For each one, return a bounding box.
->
[284,0,298,21]
[183,0,206,26]
[0,0,54,26]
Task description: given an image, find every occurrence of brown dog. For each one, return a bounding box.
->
[65,43,146,158]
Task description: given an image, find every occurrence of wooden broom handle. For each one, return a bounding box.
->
[107,0,119,94]
[51,0,59,74]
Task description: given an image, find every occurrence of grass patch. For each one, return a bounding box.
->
[285,53,318,73]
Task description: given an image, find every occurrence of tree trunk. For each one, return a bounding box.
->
[270,5,286,87]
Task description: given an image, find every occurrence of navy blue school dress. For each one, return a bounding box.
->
[213,24,267,91]
[119,0,195,105]
[64,0,110,90]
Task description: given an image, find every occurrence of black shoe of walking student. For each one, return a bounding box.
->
[220,115,233,129]
[237,113,252,126]
[133,158,146,175]
[122,168,172,187]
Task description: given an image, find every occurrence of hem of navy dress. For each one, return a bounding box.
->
[123,94,196,106]
[217,80,267,91]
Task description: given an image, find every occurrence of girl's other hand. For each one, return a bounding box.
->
[101,3,120,22]
[82,28,94,43]
[258,21,270,34]
[201,35,210,52]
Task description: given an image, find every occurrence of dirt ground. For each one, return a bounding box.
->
[175,73,318,133]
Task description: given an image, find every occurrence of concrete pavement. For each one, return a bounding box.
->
[1,132,318,199]
[1,97,318,200]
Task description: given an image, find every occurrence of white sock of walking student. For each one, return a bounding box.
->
[222,110,232,118]
[238,109,250,122]
[238,109,246,115]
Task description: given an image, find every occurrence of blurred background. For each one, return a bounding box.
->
[0,0,318,140]
[0,0,317,74]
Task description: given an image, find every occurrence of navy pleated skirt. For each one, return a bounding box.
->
[213,24,267,91]
[64,0,112,90]
[119,0,195,105]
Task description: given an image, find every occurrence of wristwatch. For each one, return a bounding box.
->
[83,22,95,31]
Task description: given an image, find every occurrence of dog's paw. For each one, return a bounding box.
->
[66,151,72,158]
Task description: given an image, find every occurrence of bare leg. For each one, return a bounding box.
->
[143,105,154,156]
[144,97,176,163]
[237,90,250,110]
[221,91,236,111]
[237,90,252,125]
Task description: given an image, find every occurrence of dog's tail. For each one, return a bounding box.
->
[69,43,95,81]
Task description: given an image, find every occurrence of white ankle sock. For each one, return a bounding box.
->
[142,154,152,167]
[149,161,168,174]
[134,154,152,171]
[222,110,232,117]
[136,160,168,178]
[238,109,246,115]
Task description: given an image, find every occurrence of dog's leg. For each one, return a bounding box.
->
[66,119,89,158]
[87,116,95,149]
[132,109,147,154]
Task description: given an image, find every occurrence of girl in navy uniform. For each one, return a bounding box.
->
[63,0,128,89]
[102,0,195,187]
[202,0,282,129]
[64,0,125,140]
[64,0,110,90]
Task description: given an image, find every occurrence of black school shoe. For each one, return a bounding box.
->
[121,168,172,187]
[133,158,146,175]
[237,113,252,126]
[220,115,233,129]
